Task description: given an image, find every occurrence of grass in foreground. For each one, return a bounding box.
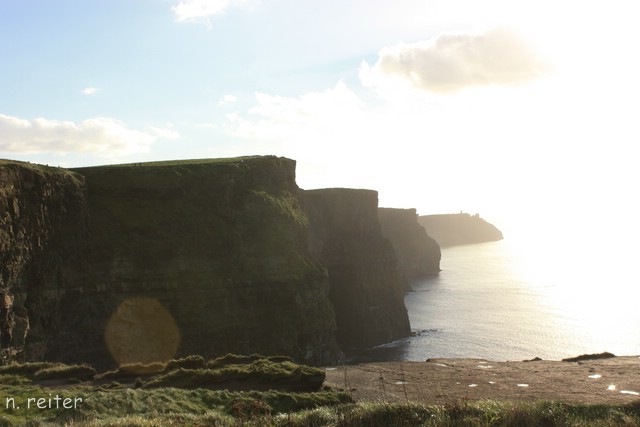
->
[0,385,351,426]
[2,356,640,426]
[143,359,324,391]
[92,354,324,391]
[2,398,640,426]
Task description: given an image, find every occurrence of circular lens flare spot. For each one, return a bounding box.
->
[105,298,181,365]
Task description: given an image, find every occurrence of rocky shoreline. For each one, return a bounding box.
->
[324,355,640,404]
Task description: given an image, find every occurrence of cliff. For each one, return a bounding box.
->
[0,160,88,362]
[378,208,441,281]
[2,157,340,367]
[302,189,411,350]
[68,157,340,367]
[418,213,503,247]
[1,157,417,368]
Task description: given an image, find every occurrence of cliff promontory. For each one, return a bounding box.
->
[1,157,416,368]
[418,213,503,247]
[378,208,441,280]
[302,189,411,350]
[2,157,341,367]
[67,157,340,367]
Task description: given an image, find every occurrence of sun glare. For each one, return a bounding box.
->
[502,208,640,351]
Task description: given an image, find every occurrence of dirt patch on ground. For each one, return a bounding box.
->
[324,356,640,404]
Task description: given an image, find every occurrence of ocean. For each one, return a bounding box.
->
[357,237,640,362]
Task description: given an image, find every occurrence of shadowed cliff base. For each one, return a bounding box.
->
[418,212,503,247]
[302,189,411,350]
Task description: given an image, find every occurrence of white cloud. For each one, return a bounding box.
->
[196,122,217,129]
[0,114,155,156]
[172,0,251,23]
[218,94,238,105]
[81,87,99,95]
[147,126,182,140]
[225,81,364,141]
[222,81,381,185]
[364,27,548,93]
[172,0,228,21]
[221,16,639,227]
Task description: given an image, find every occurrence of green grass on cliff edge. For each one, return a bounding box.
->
[0,159,73,170]
[2,156,279,172]
[0,159,84,185]
[72,155,277,169]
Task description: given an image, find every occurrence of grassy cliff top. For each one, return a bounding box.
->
[71,155,287,171]
[0,159,85,187]
[1,158,77,174]
[68,155,298,197]
[1,155,289,171]
[304,187,377,195]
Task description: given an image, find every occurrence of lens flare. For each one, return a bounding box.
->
[105,298,181,365]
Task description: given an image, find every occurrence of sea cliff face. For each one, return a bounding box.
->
[378,208,441,281]
[418,213,503,247]
[1,157,416,367]
[66,157,339,367]
[302,189,411,350]
[0,161,88,361]
[1,157,341,367]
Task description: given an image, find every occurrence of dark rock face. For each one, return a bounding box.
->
[378,208,441,281]
[0,161,88,362]
[2,157,340,367]
[302,189,411,350]
[418,213,504,247]
[1,157,416,368]
[67,157,339,368]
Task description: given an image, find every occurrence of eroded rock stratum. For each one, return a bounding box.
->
[1,157,420,367]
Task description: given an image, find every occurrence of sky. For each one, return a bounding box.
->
[2,0,640,244]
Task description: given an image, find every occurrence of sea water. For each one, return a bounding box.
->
[357,237,640,362]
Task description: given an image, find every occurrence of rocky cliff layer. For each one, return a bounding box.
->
[418,213,503,247]
[378,208,441,281]
[65,157,339,368]
[1,157,417,368]
[302,189,411,350]
[0,160,88,362]
[2,157,341,367]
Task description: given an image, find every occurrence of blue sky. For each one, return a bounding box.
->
[1,0,450,162]
[2,0,640,243]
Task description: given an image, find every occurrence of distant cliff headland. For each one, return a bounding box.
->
[378,208,441,279]
[418,213,503,247]
[0,157,442,368]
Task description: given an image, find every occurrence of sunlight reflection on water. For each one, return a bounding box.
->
[356,236,640,363]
